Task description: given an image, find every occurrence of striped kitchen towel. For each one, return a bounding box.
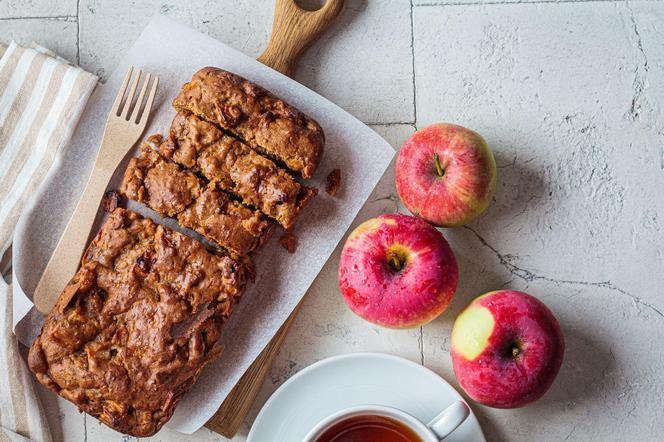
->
[0,41,97,442]
[0,281,49,442]
[0,41,97,256]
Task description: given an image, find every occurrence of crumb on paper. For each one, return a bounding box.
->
[279,232,298,254]
[102,190,121,213]
[326,168,341,196]
[240,255,257,282]
[146,133,163,148]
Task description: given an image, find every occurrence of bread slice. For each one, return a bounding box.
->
[173,67,324,179]
[160,112,317,230]
[121,143,274,256]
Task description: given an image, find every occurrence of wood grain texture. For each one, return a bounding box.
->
[257,0,345,77]
[204,0,344,437]
[205,304,301,438]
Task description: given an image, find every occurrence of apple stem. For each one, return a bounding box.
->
[433,153,445,177]
[390,255,402,272]
[512,346,521,358]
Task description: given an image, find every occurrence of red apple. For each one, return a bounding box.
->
[451,290,564,408]
[338,213,458,328]
[395,124,496,227]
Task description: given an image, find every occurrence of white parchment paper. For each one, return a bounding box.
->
[11,14,394,434]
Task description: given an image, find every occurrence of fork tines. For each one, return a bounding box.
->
[113,66,159,125]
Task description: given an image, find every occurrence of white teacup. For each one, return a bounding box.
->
[303,400,470,441]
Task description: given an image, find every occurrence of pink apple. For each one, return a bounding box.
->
[396,124,496,227]
[338,213,458,328]
[451,290,564,408]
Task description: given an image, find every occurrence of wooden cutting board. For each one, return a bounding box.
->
[204,0,345,437]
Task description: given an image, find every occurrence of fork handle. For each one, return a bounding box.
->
[257,0,344,77]
[33,163,112,313]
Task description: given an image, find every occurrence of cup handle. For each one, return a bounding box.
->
[427,401,470,440]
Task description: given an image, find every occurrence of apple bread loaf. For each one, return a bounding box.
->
[28,208,247,437]
[121,143,274,257]
[172,67,324,179]
[159,112,317,230]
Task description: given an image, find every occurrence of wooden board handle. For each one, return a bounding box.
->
[205,304,301,437]
[258,0,345,77]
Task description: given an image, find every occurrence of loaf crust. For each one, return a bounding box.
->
[121,143,274,256]
[173,67,324,179]
[28,209,247,437]
[160,112,317,230]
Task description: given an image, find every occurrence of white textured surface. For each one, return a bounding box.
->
[0,17,78,62]
[0,0,77,19]
[4,1,664,441]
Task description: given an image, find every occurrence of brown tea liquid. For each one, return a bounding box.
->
[314,414,423,442]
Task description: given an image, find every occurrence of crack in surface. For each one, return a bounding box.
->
[76,0,81,64]
[410,0,418,127]
[563,424,578,441]
[366,121,416,126]
[418,326,424,365]
[625,1,649,121]
[371,193,398,203]
[464,226,664,318]
[370,193,400,213]
[0,15,76,21]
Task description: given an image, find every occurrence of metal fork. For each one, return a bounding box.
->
[33,67,158,313]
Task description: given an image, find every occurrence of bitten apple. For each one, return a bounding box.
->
[451,290,564,408]
[338,213,458,328]
[396,124,496,227]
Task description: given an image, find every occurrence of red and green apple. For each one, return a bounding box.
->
[338,213,458,328]
[451,290,564,408]
[396,124,496,227]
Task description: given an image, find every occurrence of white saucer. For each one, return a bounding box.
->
[248,352,485,442]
